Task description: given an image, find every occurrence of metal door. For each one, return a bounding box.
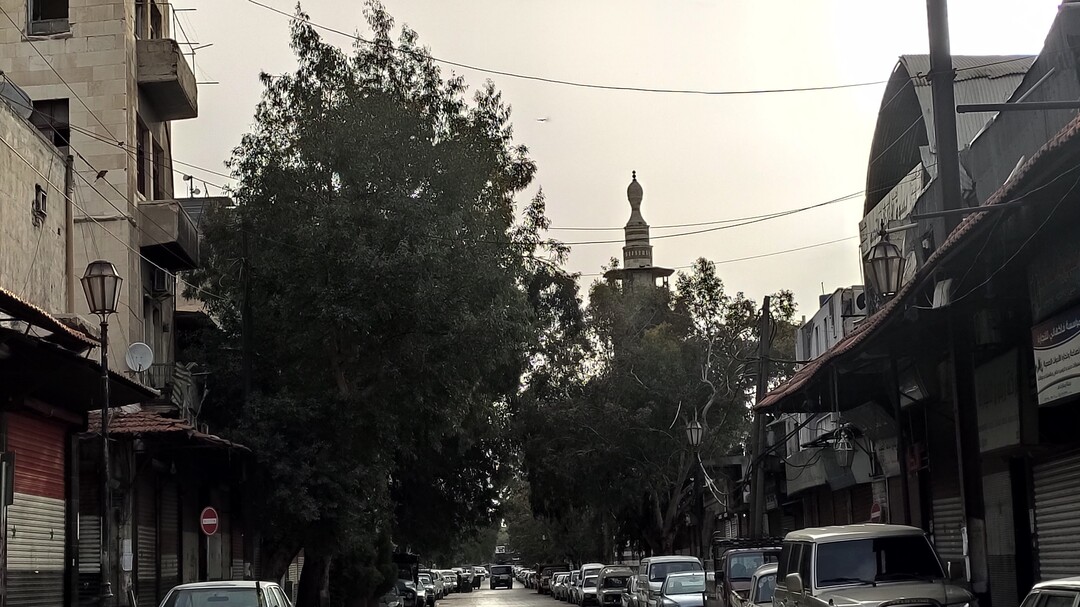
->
[159,481,179,598]
[77,450,99,606]
[983,470,1018,607]
[1034,451,1080,579]
[6,412,67,607]
[136,476,157,605]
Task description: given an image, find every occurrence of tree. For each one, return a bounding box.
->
[189,2,577,604]
[516,259,797,555]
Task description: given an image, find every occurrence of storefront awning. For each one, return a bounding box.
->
[758,111,1080,412]
[87,408,249,451]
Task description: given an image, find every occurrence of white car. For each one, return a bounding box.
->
[160,581,293,607]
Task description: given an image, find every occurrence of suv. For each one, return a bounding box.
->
[773,524,972,607]
[490,564,514,589]
[710,537,783,607]
[637,556,703,607]
[161,581,292,607]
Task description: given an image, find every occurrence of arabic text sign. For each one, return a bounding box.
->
[1033,305,1080,405]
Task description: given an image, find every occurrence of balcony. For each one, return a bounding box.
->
[140,200,199,271]
[136,38,198,121]
[129,363,203,423]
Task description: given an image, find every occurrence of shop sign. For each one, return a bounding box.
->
[975,350,1020,451]
[1028,238,1080,323]
[874,436,900,477]
[1033,304,1080,405]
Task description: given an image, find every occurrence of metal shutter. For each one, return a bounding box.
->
[1034,451,1080,579]
[136,477,157,605]
[77,451,100,607]
[983,471,1018,607]
[931,495,964,563]
[6,412,67,607]
[231,524,245,580]
[159,481,179,597]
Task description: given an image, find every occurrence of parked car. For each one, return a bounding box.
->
[419,573,438,606]
[397,579,425,607]
[421,569,445,599]
[455,568,474,593]
[581,575,600,606]
[597,566,635,607]
[657,571,707,607]
[568,570,583,602]
[160,581,293,607]
[637,556,704,607]
[622,573,647,607]
[379,586,404,607]
[1018,575,1080,607]
[772,524,973,607]
[490,564,514,589]
[710,537,782,607]
[540,565,568,595]
[553,573,570,600]
[743,563,777,607]
[573,563,606,604]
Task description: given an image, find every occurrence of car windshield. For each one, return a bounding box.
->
[650,562,703,582]
[164,589,260,607]
[664,573,706,595]
[419,576,432,585]
[816,536,945,587]
[729,552,779,581]
[492,566,512,575]
[604,576,631,589]
[585,577,598,588]
[755,574,776,604]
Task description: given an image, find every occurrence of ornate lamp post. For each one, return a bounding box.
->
[865,227,906,299]
[833,427,855,468]
[82,260,122,606]
[685,412,704,559]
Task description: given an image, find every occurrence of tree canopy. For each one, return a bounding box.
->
[189,2,578,604]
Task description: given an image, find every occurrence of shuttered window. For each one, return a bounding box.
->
[1034,451,1080,579]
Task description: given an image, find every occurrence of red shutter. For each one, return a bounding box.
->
[7,412,66,500]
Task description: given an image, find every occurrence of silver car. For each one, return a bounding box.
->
[658,572,706,607]
[160,581,293,607]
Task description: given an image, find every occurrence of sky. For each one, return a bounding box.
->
[172,0,1063,318]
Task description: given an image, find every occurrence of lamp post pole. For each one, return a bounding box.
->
[99,315,114,606]
[686,414,704,560]
[82,260,121,607]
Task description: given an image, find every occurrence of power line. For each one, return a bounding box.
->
[576,236,857,277]
[245,0,889,96]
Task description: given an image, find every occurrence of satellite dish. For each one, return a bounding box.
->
[125,342,154,372]
[0,77,33,120]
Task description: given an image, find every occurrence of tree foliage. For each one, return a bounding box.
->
[189,2,577,604]
[514,259,797,557]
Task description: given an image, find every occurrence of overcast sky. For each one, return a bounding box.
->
[173,0,1062,318]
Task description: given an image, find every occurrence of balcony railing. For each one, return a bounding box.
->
[128,362,202,422]
[137,37,198,121]
[140,200,199,271]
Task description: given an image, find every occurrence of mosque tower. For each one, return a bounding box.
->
[603,171,674,289]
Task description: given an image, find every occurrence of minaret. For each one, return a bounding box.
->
[604,172,674,289]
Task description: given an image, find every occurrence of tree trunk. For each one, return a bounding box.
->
[261,539,302,582]
[297,550,333,607]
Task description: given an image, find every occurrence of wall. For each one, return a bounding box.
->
[0,100,69,309]
[0,0,143,367]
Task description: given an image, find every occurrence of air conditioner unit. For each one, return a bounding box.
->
[841,288,869,317]
[149,268,171,298]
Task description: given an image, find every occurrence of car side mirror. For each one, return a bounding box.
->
[784,573,803,595]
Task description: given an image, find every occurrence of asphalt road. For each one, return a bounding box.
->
[440,585,557,607]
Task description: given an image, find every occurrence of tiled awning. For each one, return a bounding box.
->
[87,408,248,451]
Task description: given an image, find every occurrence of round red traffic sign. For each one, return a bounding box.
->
[200,506,220,536]
[869,501,882,522]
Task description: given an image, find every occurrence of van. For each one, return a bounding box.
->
[637,556,704,607]
[773,524,972,607]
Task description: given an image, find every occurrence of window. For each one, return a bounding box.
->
[137,120,150,197]
[584,578,597,589]
[648,561,702,582]
[815,536,944,588]
[162,588,259,607]
[30,99,69,147]
[152,138,168,200]
[603,576,630,589]
[1038,594,1080,607]
[29,0,68,35]
[755,574,777,604]
[797,544,812,589]
[33,184,47,223]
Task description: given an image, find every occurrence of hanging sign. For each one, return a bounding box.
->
[1033,304,1080,405]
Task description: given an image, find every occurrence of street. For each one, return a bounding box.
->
[440,586,553,607]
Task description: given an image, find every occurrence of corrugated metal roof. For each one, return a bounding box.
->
[0,284,97,349]
[87,408,249,450]
[760,109,1080,411]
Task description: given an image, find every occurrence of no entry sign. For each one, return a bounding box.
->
[200,506,220,536]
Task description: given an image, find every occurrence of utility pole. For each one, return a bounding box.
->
[926,0,963,216]
[749,296,772,539]
[241,213,253,404]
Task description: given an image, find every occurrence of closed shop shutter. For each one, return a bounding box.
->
[136,477,157,606]
[6,412,67,607]
[983,470,1018,607]
[816,488,834,526]
[77,453,100,607]
[1033,451,1080,579]
[833,488,850,525]
[159,481,179,598]
[231,524,245,580]
[931,494,964,564]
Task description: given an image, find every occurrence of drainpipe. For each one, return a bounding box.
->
[65,154,75,313]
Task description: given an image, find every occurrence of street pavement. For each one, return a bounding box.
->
[440,586,557,607]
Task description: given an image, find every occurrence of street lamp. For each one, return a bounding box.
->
[685,411,704,560]
[865,226,906,298]
[833,428,854,468]
[81,260,122,606]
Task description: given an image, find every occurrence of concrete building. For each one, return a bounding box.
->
[0,0,200,375]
